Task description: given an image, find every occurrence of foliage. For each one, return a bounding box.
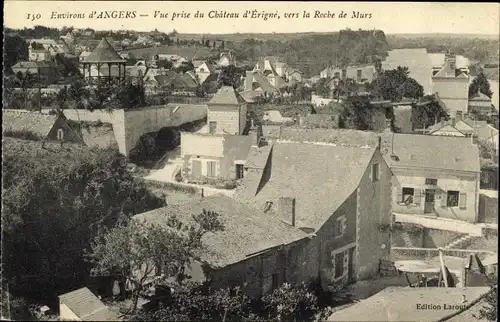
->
[411,95,450,130]
[129,128,181,167]
[313,78,331,98]
[4,35,29,70]
[184,175,238,190]
[2,143,165,302]
[476,275,498,322]
[338,96,379,131]
[469,72,494,98]
[52,53,81,78]
[156,59,173,70]
[2,130,43,141]
[258,283,318,321]
[370,66,424,101]
[85,210,224,312]
[217,65,243,89]
[134,282,322,322]
[134,282,251,322]
[478,140,498,160]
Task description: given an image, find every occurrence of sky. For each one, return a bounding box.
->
[4,1,500,35]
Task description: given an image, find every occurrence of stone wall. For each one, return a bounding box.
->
[41,105,207,157]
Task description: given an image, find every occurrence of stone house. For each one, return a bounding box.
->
[432,53,470,118]
[383,133,481,223]
[207,86,248,135]
[133,194,311,299]
[2,110,84,144]
[320,64,376,83]
[234,132,393,291]
[180,131,255,181]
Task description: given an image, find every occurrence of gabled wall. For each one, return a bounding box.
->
[355,150,392,280]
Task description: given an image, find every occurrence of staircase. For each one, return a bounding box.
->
[400,230,413,247]
[443,234,476,249]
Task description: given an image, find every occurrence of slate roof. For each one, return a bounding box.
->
[208,86,246,105]
[59,287,118,321]
[260,128,481,173]
[172,73,199,90]
[11,61,49,69]
[2,110,59,138]
[469,92,492,102]
[133,194,309,268]
[83,38,125,63]
[383,48,433,94]
[328,287,490,322]
[234,141,377,230]
[245,71,279,93]
[154,71,178,86]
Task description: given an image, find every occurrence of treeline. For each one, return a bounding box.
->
[386,35,499,64]
[235,29,389,77]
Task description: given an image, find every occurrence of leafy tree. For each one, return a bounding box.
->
[338,96,376,130]
[2,144,165,302]
[313,78,331,98]
[156,59,173,70]
[411,94,450,131]
[370,66,424,101]
[4,35,29,71]
[469,72,493,98]
[85,210,224,312]
[217,65,241,89]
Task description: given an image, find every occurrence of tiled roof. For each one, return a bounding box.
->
[83,38,125,63]
[2,110,59,138]
[234,141,377,230]
[208,86,246,105]
[133,194,309,268]
[328,287,490,322]
[59,287,118,321]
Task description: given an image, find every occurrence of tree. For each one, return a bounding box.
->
[217,65,240,89]
[338,96,376,130]
[4,35,29,71]
[370,66,424,101]
[411,94,450,131]
[85,210,224,312]
[469,72,493,98]
[2,144,165,302]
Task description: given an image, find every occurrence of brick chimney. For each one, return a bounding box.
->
[456,111,463,122]
[445,52,457,72]
[451,118,456,127]
[278,197,296,227]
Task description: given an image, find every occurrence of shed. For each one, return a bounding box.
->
[58,287,119,321]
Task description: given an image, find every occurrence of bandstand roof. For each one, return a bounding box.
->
[83,38,126,64]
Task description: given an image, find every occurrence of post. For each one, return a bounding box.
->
[439,248,449,287]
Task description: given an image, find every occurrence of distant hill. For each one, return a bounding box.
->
[388,33,499,40]
[122,45,218,60]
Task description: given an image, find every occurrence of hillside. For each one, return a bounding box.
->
[123,45,218,60]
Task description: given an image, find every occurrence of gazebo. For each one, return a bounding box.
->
[81,37,127,86]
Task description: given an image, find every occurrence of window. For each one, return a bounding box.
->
[371,163,380,182]
[236,164,244,179]
[334,250,349,279]
[447,190,459,207]
[209,121,217,134]
[425,178,438,185]
[334,216,346,238]
[57,128,64,141]
[402,188,415,204]
[206,161,217,178]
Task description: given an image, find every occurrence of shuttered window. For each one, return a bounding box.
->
[414,189,422,206]
[447,191,459,207]
[334,216,347,238]
[206,161,217,178]
[459,193,467,209]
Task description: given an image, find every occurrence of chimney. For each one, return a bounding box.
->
[278,197,296,227]
[451,118,456,127]
[456,111,463,122]
[446,52,456,72]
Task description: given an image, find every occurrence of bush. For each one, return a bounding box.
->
[186,176,238,190]
[3,130,42,141]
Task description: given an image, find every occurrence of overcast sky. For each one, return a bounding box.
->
[4,1,499,35]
